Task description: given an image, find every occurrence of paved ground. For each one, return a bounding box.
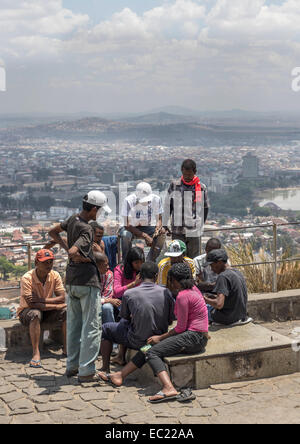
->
[1,344,300,425]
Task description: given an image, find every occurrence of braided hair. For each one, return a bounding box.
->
[168,262,194,290]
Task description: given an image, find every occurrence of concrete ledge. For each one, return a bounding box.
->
[248,289,300,322]
[0,319,63,351]
[128,323,300,390]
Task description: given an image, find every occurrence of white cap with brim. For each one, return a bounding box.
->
[84,191,112,214]
[164,240,187,257]
[136,182,153,203]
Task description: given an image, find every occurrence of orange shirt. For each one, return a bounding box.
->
[17,269,65,317]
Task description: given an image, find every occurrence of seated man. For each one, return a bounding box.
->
[17,249,67,368]
[157,239,196,287]
[203,249,251,326]
[99,262,175,374]
[90,222,106,254]
[120,182,166,262]
[94,252,121,324]
[194,238,222,293]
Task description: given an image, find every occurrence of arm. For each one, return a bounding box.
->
[48,224,69,252]
[204,293,225,310]
[148,328,178,345]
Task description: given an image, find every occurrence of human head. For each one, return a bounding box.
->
[181,159,197,182]
[165,240,187,264]
[205,249,228,275]
[94,252,109,275]
[123,247,145,279]
[168,262,194,293]
[35,249,54,276]
[140,262,159,282]
[205,238,222,255]
[90,221,104,244]
[82,191,111,221]
[136,182,153,204]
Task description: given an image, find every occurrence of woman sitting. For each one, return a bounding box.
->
[99,262,209,403]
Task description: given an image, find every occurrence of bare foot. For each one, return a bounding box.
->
[149,389,179,403]
[98,371,123,387]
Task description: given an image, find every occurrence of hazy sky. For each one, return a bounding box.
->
[1,0,300,114]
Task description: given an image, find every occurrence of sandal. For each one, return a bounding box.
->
[98,372,120,387]
[148,391,179,404]
[176,388,196,403]
[78,374,101,384]
[29,360,42,368]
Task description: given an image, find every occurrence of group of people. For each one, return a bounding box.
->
[17,159,250,403]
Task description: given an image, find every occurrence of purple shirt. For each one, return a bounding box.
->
[174,286,208,334]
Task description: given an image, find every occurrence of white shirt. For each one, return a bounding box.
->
[121,193,163,227]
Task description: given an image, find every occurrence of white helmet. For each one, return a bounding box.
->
[83,191,112,214]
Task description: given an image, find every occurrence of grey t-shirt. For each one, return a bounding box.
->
[211,269,248,325]
[61,214,100,289]
[121,282,175,350]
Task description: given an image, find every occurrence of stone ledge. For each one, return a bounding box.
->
[248,289,300,322]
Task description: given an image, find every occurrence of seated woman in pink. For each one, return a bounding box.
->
[111,246,145,365]
[99,262,208,403]
[113,247,145,299]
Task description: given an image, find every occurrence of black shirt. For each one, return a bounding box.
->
[211,269,248,325]
[61,214,100,289]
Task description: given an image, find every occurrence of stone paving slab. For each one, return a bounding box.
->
[0,349,300,424]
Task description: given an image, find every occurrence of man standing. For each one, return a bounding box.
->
[164,159,209,258]
[203,249,251,326]
[48,191,111,382]
[120,182,166,262]
[17,249,66,368]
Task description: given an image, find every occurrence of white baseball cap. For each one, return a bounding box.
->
[136,182,153,203]
[83,191,112,214]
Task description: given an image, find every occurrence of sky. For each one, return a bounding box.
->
[1,0,300,115]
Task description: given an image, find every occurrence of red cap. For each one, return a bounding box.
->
[35,249,55,262]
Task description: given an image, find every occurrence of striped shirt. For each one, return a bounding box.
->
[157,257,196,287]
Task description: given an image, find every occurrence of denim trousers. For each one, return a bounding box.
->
[66,285,101,377]
[101,303,116,324]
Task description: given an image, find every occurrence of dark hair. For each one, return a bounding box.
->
[90,221,104,232]
[206,238,222,251]
[168,262,194,290]
[123,247,145,280]
[181,159,197,173]
[82,200,100,213]
[94,252,108,265]
[140,262,158,281]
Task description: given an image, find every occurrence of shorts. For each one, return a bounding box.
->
[102,318,134,348]
[19,308,67,327]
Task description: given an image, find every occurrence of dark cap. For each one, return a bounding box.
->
[205,249,228,266]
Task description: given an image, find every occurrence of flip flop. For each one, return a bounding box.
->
[29,360,42,368]
[98,372,120,388]
[176,388,196,403]
[148,391,179,404]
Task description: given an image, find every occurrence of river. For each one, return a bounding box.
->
[259,188,300,211]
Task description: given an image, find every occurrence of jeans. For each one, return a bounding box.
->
[120,226,166,262]
[101,303,116,324]
[131,331,208,376]
[206,304,214,323]
[66,285,101,377]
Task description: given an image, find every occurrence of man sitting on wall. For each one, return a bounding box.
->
[17,249,67,368]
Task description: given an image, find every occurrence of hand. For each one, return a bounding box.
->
[144,234,153,247]
[134,274,142,287]
[147,336,161,345]
[107,299,122,308]
[28,292,41,304]
[71,252,84,263]
[154,226,165,238]
[55,304,67,310]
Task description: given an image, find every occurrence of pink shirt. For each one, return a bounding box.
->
[113,265,140,299]
[174,286,208,334]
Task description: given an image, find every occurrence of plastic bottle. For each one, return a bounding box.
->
[0,327,7,352]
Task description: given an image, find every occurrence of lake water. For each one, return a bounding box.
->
[259,188,300,211]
